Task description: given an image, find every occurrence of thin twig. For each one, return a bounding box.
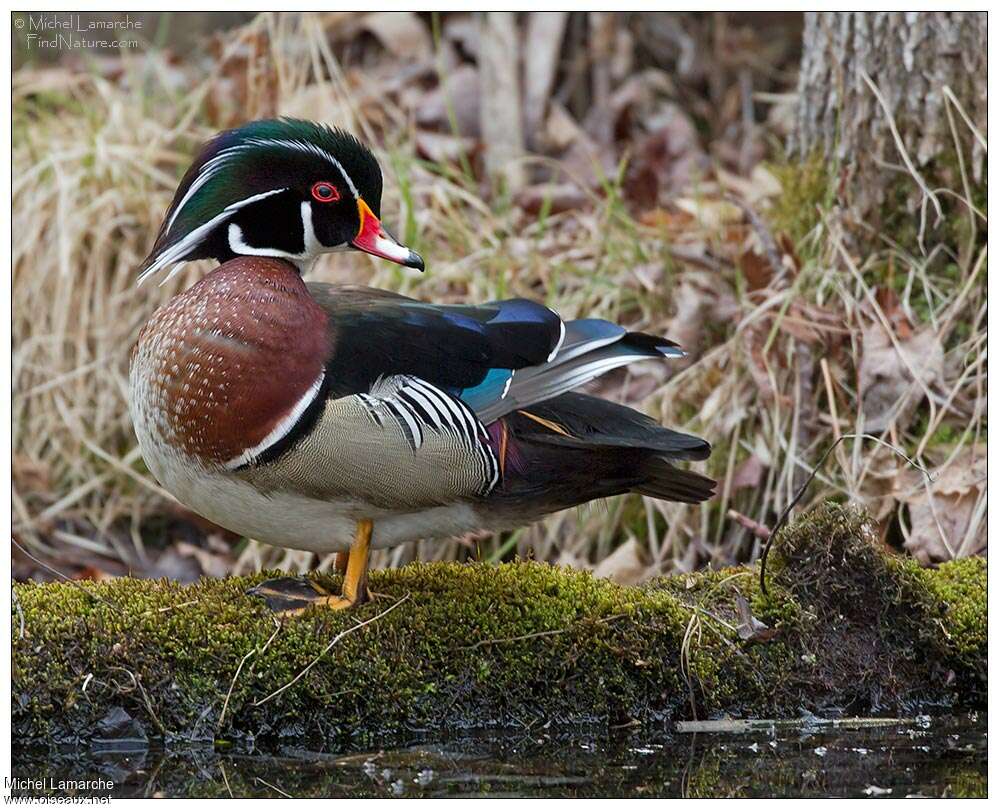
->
[12,588,26,639]
[219,763,234,799]
[254,777,293,799]
[459,613,626,651]
[247,615,283,675]
[692,606,737,634]
[217,618,281,733]
[860,70,943,234]
[460,627,569,651]
[680,612,701,720]
[253,593,411,707]
[148,600,199,616]
[111,667,168,738]
[12,536,123,615]
[942,85,987,153]
[758,433,935,596]
[727,509,772,541]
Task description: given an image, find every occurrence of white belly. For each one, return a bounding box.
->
[134,417,482,552]
[182,473,482,552]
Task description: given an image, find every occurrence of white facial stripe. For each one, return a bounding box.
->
[168,138,358,230]
[224,201,322,271]
[225,188,290,211]
[166,149,241,232]
[223,370,325,470]
[300,201,321,257]
[243,138,361,200]
[227,223,299,260]
[140,187,289,285]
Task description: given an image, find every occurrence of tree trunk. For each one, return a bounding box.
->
[791,12,986,223]
[480,12,527,193]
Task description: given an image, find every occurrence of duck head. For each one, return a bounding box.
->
[138,118,424,282]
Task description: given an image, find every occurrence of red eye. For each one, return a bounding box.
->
[311,182,340,202]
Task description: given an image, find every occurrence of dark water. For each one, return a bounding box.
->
[13,713,986,798]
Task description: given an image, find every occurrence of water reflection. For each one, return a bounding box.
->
[13,713,986,798]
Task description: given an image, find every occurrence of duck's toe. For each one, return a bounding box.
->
[247,576,332,616]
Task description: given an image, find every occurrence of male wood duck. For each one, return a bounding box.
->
[129,118,714,614]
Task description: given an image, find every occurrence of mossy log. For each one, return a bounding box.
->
[12,504,985,747]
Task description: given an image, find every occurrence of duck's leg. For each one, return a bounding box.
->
[325,519,372,610]
[333,551,349,575]
[248,520,373,615]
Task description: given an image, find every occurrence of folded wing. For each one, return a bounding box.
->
[308,284,564,398]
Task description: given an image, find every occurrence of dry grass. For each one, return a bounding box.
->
[12,13,986,582]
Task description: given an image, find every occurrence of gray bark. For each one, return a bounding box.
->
[791,12,986,220]
[480,12,527,192]
[523,12,568,152]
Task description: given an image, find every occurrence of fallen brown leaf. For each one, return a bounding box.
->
[415,130,478,165]
[895,447,986,563]
[516,182,589,216]
[175,540,232,579]
[734,593,777,642]
[416,64,481,137]
[666,277,710,357]
[730,454,766,491]
[624,102,704,209]
[73,565,115,582]
[639,206,696,233]
[717,164,783,205]
[359,12,431,62]
[593,538,648,586]
[738,250,773,291]
[859,316,944,433]
[674,198,744,230]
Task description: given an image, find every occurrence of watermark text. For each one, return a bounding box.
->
[14,13,143,52]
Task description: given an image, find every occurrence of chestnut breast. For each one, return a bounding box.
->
[132,257,330,466]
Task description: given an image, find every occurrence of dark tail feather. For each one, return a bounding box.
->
[633,457,716,503]
[513,392,711,461]
[526,423,711,461]
[485,393,715,516]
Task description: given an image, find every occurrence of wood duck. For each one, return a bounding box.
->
[129,118,714,614]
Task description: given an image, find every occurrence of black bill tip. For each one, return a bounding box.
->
[405,250,425,272]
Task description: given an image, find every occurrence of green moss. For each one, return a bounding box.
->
[766,154,834,248]
[12,503,985,746]
[913,556,987,703]
[768,147,986,268]
[884,149,988,259]
[918,557,986,655]
[947,766,988,798]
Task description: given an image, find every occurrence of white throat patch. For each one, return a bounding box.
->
[226,201,323,272]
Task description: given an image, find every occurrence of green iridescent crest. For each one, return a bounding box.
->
[139,118,381,281]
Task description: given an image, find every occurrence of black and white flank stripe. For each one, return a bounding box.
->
[367,375,500,495]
